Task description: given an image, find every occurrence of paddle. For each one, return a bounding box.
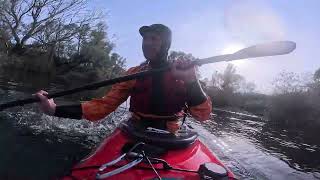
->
[0,41,296,111]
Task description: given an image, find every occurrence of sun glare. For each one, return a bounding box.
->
[222,43,247,66]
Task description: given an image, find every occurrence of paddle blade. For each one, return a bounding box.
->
[231,41,296,60]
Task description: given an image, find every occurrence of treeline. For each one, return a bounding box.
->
[203,64,265,114]
[268,70,320,129]
[0,0,125,81]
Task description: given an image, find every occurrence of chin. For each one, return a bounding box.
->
[144,54,157,61]
[149,58,160,64]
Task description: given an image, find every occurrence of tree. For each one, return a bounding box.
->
[80,22,114,68]
[0,0,97,49]
[0,22,10,53]
[0,2,10,53]
[239,81,256,94]
[219,64,244,93]
[36,21,78,45]
[108,52,126,77]
[207,71,221,89]
[269,70,320,128]
[314,68,320,83]
[272,71,310,94]
[76,24,90,55]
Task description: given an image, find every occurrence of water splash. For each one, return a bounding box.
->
[11,108,130,147]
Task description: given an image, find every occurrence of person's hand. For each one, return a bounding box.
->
[171,57,198,83]
[34,90,56,115]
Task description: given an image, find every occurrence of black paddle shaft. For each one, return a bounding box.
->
[0,41,296,111]
[0,67,170,111]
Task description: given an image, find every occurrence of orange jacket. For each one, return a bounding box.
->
[81,64,212,124]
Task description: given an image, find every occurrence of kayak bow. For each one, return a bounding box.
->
[61,121,236,180]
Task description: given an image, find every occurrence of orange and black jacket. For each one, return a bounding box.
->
[54,63,212,123]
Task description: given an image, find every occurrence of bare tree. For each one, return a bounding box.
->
[0,0,98,49]
[314,68,320,83]
[76,23,90,55]
[0,22,11,53]
[272,71,311,94]
[0,1,10,53]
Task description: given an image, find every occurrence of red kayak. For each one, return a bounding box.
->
[61,121,236,180]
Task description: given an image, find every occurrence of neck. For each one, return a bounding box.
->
[149,56,168,68]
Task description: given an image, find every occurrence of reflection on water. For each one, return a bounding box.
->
[201,111,320,179]
[0,68,53,92]
[0,70,319,179]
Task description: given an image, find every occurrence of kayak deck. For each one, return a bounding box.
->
[61,127,235,180]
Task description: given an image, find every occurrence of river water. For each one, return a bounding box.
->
[0,70,319,180]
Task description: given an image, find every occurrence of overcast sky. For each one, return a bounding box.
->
[91,0,320,93]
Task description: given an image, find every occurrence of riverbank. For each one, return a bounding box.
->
[0,52,117,101]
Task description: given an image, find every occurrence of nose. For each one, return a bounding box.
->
[143,38,153,47]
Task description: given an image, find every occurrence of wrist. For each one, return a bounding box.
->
[186,80,207,106]
[49,104,56,115]
[45,103,56,116]
[54,104,83,119]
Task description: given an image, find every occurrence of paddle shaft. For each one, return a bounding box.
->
[0,67,170,111]
[0,41,296,111]
[0,54,238,110]
[0,53,270,111]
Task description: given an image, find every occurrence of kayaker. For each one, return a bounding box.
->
[35,24,212,133]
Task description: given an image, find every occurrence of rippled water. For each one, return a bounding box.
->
[0,70,319,180]
[199,113,320,180]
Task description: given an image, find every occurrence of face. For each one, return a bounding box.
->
[142,32,162,61]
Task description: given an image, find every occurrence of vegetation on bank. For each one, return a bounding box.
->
[0,0,126,86]
[268,71,320,128]
[207,66,320,129]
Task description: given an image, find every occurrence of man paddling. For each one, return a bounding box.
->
[36,24,212,133]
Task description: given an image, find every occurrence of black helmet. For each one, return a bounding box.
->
[139,24,172,53]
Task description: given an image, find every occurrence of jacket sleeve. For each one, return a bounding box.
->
[186,80,212,121]
[81,67,140,121]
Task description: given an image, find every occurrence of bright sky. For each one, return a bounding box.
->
[91,0,320,93]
